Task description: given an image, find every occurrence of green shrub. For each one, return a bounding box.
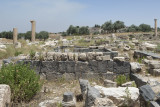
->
[29,50,35,59]
[57,102,62,107]
[115,75,128,86]
[137,56,145,63]
[14,50,22,56]
[0,63,41,102]
[131,82,137,87]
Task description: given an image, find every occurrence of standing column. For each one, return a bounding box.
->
[13,28,18,44]
[30,20,36,42]
[154,19,157,37]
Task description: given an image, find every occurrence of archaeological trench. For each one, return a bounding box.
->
[1,21,160,107]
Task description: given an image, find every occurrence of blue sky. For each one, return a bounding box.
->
[0,0,159,33]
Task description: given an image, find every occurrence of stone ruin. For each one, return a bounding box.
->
[1,19,160,107]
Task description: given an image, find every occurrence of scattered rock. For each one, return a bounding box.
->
[130,62,141,73]
[123,45,131,51]
[39,100,57,107]
[149,69,160,76]
[95,85,139,106]
[3,59,12,65]
[113,57,125,62]
[79,79,90,96]
[0,44,6,49]
[144,42,157,51]
[0,48,6,53]
[0,85,11,107]
[104,79,117,87]
[85,86,101,107]
[149,61,160,69]
[15,42,21,48]
[93,98,117,107]
[62,92,76,107]
[139,84,155,101]
[122,81,136,87]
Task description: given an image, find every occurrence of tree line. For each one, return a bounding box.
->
[62,20,152,36]
[62,25,90,36]
[0,31,49,40]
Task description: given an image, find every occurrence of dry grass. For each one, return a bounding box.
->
[0,40,44,59]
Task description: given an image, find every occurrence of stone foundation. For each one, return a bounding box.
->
[23,60,130,80]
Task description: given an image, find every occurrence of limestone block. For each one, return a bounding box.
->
[0,85,11,107]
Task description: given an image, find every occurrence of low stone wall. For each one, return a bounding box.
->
[134,50,160,59]
[23,60,130,80]
[73,47,118,59]
[30,52,118,62]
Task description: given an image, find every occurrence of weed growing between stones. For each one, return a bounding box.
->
[137,56,145,64]
[123,87,132,107]
[57,102,62,107]
[0,63,42,103]
[29,49,36,59]
[131,82,137,87]
[14,50,22,56]
[115,75,129,86]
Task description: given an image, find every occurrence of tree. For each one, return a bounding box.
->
[0,31,13,39]
[113,21,125,32]
[67,25,79,35]
[37,31,49,40]
[79,26,90,35]
[94,24,101,28]
[101,20,114,33]
[25,31,32,40]
[127,24,139,32]
[18,33,26,39]
[139,24,151,32]
[61,32,67,36]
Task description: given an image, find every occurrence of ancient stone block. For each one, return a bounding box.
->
[66,61,75,73]
[139,85,155,101]
[113,60,130,74]
[61,53,68,61]
[98,61,113,73]
[58,61,67,73]
[0,85,11,107]
[41,61,58,73]
[78,53,87,61]
[104,79,117,87]
[88,60,98,72]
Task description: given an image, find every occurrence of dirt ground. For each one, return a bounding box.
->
[15,79,85,107]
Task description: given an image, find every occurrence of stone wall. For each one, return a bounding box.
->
[134,50,160,59]
[73,47,118,59]
[23,60,130,80]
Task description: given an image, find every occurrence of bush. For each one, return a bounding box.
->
[115,75,128,86]
[0,63,41,102]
